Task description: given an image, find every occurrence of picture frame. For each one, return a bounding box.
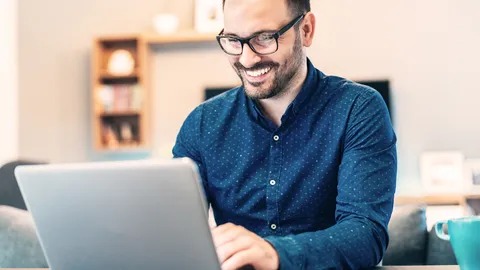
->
[194,0,224,33]
[464,159,480,194]
[420,151,465,194]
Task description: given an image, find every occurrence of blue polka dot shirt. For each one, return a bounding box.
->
[173,58,397,269]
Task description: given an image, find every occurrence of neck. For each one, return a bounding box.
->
[257,60,308,127]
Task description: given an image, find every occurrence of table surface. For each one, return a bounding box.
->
[0,266,460,270]
[375,267,459,270]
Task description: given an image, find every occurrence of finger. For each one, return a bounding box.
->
[221,246,263,270]
[211,223,237,247]
[212,224,248,248]
[211,222,236,239]
[216,235,253,264]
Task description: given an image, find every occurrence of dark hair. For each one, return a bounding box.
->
[222,0,311,17]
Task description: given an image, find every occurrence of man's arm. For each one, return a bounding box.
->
[172,106,211,206]
[265,89,397,269]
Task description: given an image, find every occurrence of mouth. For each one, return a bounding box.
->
[243,66,272,84]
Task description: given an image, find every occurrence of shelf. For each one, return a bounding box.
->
[99,69,139,80]
[394,193,480,205]
[96,34,139,43]
[96,31,216,44]
[465,193,480,200]
[99,111,141,117]
[141,31,217,44]
[96,143,149,153]
[395,195,465,205]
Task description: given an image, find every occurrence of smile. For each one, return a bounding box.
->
[246,67,271,77]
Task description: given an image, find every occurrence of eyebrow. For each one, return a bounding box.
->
[223,29,277,38]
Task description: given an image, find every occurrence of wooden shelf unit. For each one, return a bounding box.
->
[92,35,145,151]
[91,32,216,151]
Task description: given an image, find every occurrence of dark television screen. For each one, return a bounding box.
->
[205,87,232,100]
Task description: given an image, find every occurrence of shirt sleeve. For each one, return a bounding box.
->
[265,89,397,270]
[172,106,211,207]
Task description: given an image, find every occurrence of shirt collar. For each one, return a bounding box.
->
[290,57,322,115]
[245,57,324,121]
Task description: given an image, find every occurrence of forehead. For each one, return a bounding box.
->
[223,0,291,36]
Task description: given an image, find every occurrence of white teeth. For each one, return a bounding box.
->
[246,67,271,77]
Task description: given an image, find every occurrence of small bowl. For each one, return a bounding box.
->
[153,14,179,34]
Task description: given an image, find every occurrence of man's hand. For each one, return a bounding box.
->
[211,223,279,270]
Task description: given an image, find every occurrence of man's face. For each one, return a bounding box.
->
[222,0,305,100]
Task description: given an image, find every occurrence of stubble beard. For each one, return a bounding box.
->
[234,31,304,100]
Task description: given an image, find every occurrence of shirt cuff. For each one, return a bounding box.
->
[264,235,306,270]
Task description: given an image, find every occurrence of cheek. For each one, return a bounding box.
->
[263,49,288,66]
[274,38,299,62]
[228,56,240,65]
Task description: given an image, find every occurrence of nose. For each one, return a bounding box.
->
[239,43,261,68]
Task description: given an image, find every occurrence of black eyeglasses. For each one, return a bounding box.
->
[216,13,306,56]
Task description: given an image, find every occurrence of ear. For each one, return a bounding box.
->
[301,12,316,47]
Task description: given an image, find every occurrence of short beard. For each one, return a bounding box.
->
[234,31,304,100]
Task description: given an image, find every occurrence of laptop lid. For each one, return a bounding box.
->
[14,158,220,270]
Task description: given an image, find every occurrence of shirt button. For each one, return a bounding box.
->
[273,135,279,141]
[270,180,276,186]
[271,224,277,230]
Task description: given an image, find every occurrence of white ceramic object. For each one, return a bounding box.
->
[153,14,179,34]
[107,49,135,76]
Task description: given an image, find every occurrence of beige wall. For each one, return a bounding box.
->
[18,1,480,193]
[311,0,480,193]
[151,42,240,158]
[0,0,19,165]
[18,0,194,163]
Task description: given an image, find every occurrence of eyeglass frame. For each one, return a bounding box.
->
[216,13,306,56]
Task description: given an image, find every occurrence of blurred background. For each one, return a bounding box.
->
[1,0,480,199]
[2,1,480,267]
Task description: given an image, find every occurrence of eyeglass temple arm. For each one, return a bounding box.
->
[275,13,306,37]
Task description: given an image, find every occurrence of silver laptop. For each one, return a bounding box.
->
[14,157,221,270]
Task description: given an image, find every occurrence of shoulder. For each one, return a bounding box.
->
[325,75,382,104]
[200,86,244,110]
[190,86,244,117]
[311,72,391,126]
[180,86,244,127]
[316,74,388,118]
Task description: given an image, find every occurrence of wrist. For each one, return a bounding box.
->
[265,239,280,270]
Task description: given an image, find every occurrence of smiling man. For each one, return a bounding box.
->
[173,0,397,269]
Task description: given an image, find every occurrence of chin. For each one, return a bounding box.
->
[242,76,275,98]
[244,84,275,100]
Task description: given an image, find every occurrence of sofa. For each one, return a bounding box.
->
[0,160,48,267]
[382,204,457,265]
[0,160,46,211]
[0,205,48,267]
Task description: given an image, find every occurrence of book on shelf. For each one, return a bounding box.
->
[96,84,143,113]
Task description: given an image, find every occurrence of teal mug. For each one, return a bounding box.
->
[435,216,480,270]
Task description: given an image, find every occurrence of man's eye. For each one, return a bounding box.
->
[257,34,275,42]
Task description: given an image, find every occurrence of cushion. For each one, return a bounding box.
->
[383,204,428,265]
[425,224,457,265]
[0,205,48,268]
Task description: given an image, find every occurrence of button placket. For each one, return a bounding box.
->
[267,131,282,234]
